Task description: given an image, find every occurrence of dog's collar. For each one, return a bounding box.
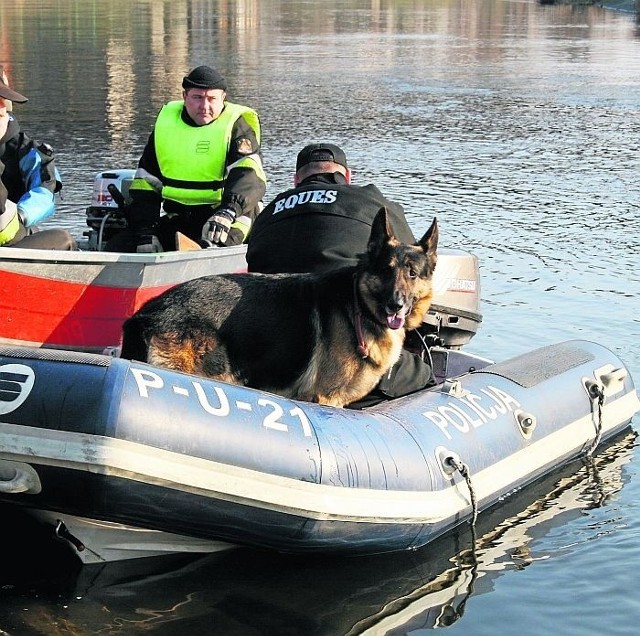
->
[352,274,369,359]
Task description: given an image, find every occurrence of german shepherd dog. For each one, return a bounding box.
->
[120,208,438,407]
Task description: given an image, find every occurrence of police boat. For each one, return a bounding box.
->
[0,248,637,564]
[0,170,247,353]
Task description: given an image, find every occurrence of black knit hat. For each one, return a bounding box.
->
[296,143,348,171]
[182,66,227,91]
[0,65,28,104]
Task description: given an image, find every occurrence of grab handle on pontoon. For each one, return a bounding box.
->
[600,367,627,389]
[0,461,42,494]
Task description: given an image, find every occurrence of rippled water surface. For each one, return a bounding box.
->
[1,1,639,634]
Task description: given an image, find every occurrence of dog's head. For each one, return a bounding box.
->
[358,207,438,331]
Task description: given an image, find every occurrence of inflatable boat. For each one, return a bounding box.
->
[3,430,634,633]
[0,336,637,564]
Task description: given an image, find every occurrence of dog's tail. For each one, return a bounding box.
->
[120,315,149,362]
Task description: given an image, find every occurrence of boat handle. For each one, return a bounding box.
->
[441,380,465,397]
[585,366,628,400]
[600,367,627,389]
[55,520,86,553]
[0,461,42,494]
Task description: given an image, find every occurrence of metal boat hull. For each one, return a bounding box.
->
[0,245,248,352]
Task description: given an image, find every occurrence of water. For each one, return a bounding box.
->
[1,1,639,634]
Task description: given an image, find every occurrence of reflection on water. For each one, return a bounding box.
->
[2,1,639,210]
[0,431,636,635]
[1,1,639,633]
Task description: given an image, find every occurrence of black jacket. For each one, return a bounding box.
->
[247,173,415,273]
[0,160,6,214]
[0,114,61,226]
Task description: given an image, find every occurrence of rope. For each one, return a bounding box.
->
[412,328,435,368]
[54,519,85,552]
[97,211,112,250]
[441,454,479,626]
[54,519,105,561]
[585,383,605,458]
[446,456,478,528]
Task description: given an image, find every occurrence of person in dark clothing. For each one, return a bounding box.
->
[247,144,416,273]
[0,160,8,213]
[107,65,267,253]
[0,66,75,250]
[247,143,435,407]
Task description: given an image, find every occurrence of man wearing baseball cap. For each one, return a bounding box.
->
[0,66,75,250]
[247,142,434,406]
[247,142,415,273]
[108,65,266,252]
[0,67,28,106]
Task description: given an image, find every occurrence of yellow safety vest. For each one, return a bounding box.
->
[132,100,264,206]
[0,203,20,245]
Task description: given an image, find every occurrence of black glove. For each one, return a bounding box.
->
[136,234,163,253]
[201,207,236,246]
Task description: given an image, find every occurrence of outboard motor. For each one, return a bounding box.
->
[421,249,482,349]
[83,169,135,250]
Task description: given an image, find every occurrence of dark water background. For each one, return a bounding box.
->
[1,1,639,634]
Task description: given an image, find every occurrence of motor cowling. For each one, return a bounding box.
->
[83,169,135,250]
[421,249,482,349]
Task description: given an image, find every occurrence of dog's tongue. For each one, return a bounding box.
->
[387,312,406,330]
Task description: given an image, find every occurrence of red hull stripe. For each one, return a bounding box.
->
[0,270,171,349]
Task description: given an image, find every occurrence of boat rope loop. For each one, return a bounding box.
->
[585,382,605,458]
[446,456,478,527]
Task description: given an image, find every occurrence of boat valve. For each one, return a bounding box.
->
[435,447,478,526]
[585,380,605,402]
[515,410,536,438]
[437,447,463,477]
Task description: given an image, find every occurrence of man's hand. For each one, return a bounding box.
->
[201,208,236,246]
[136,234,163,253]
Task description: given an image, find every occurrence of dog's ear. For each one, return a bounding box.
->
[367,207,393,256]
[418,217,439,262]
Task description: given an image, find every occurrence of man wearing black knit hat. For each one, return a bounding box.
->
[108,65,266,252]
